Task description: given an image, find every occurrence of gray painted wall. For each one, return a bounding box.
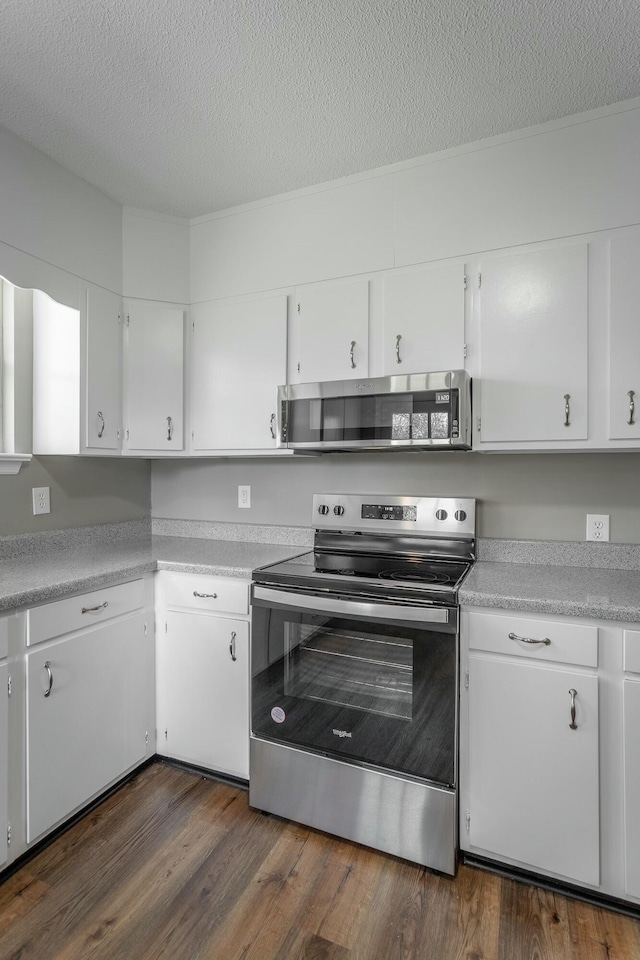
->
[1,457,150,537]
[151,452,640,543]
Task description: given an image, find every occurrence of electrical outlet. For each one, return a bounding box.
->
[32,486,51,516]
[238,485,251,509]
[586,514,609,541]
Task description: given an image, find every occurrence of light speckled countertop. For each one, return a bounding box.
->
[0,535,305,613]
[460,561,640,622]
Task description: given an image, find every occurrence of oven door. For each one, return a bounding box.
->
[251,584,458,786]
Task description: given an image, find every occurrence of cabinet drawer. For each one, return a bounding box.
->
[624,630,640,674]
[27,579,145,647]
[0,616,8,660]
[467,610,598,667]
[160,574,249,616]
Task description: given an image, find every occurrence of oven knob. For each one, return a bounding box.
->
[318,504,330,516]
[333,505,345,516]
[455,509,467,522]
[435,509,448,521]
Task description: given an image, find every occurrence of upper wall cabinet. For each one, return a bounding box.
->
[191,295,287,452]
[123,301,185,453]
[381,262,466,375]
[294,279,369,383]
[33,286,122,455]
[476,242,588,448]
[609,234,640,442]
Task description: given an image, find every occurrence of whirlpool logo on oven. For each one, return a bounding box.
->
[332,729,353,738]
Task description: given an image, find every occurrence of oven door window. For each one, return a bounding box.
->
[252,604,456,786]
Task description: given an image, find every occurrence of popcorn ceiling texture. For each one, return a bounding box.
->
[0,0,638,217]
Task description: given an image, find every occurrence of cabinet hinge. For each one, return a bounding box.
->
[7,824,11,846]
[117,428,121,440]
[191,431,195,441]
[477,272,482,288]
[145,731,149,745]
[192,320,195,331]
[126,314,130,326]
[118,312,122,325]
[126,429,130,441]
[164,728,168,741]
[476,417,482,432]
[465,811,470,833]
[297,302,301,314]
[464,670,469,690]
[463,343,467,360]
[7,674,11,697]
[165,621,168,634]
[144,622,148,636]
[297,362,301,374]
[463,275,468,290]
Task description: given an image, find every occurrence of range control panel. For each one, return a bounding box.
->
[312,494,476,538]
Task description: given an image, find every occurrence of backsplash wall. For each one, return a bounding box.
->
[151,452,640,543]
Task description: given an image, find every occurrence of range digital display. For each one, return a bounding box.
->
[361,504,417,521]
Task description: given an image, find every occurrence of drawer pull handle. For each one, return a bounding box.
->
[229,630,237,662]
[97,410,105,438]
[167,416,174,441]
[193,591,217,599]
[564,393,571,427]
[350,340,356,369]
[43,661,53,698]
[628,390,636,426]
[569,688,578,729]
[82,601,109,614]
[270,412,276,439]
[508,631,551,646]
[395,334,402,364]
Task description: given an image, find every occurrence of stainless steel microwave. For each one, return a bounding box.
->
[277,370,471,451]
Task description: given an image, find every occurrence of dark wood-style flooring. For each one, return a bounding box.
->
[0,762,638,959]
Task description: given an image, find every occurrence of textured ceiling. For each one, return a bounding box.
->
[0,0,638,218]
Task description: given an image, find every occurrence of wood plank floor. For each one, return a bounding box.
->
[0,762,639,959]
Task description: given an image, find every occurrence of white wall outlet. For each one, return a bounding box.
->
[32,486,51,516]
[586,514,609,541]
[238,485,251,509]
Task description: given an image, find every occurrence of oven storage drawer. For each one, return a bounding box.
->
[467,610,598,667]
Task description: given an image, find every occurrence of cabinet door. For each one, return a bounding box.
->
[85,287,121,450]
[624,677,640,897]
[479,244,588,443]
[157,613,249,779]
[382,262,466,375]
[0,663,7,868]
[124,301,184,451]
[609,234,640,440]
[26,613,148,843]
[191,296,287,450]
[468,654,599,885]
[296,279,369,382]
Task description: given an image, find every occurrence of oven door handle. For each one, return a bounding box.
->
[252,586,449,623]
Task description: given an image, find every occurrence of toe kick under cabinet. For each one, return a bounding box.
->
[155,572,250,781]
[25,579,155,846]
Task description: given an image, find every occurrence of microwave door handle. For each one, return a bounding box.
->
[252,586,448,623]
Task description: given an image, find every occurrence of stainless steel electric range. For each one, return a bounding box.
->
[249,493,476,875]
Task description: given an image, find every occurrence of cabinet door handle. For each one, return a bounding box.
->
[43,661,53,698]
[350,340,356,369]
[564,394,571,427]
[628,390,636,426]
[82,601,108,614]
[395,334,402,364]
[508,631,551,646]
[569,688,578,729]
[167,416,174,441]
[270,413,276,439]
[229,630,237,662]
[193,591,217,599]
[97,410,105,438]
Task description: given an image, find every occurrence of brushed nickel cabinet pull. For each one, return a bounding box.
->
[564,394,571,427]
[193,591,217,599]
[97,410,105,438]
[508,631,551,646]
[167,416,174,441]
[44,661,53,698]
[628,390,636,426]
[350,340,356,369]
[270,413,276,439]
[569,688,578,729]
[82,601,108,614]
[229,630,237,662]
[395,334,402,364]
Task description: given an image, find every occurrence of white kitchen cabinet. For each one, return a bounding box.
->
[33,285,122,455]
[0,649,7,868]
[25,583,151,843]
[123,300,185,452]
[463,609,599,886]
[156,573,250,780]
[609,234,640,442]
[294,278,369,382]
[476,242,588,447]
[623,630,640,898]
[191,295,287,451]
[381,262,466,375]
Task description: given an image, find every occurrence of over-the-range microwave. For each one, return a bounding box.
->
[277,370,472,451]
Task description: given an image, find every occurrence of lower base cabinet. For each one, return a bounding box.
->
[624,661,640,897]
[155,574,250,780]
[0,662,8,868]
